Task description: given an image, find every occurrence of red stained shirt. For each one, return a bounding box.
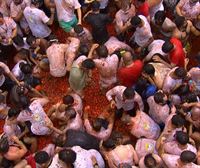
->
[170,38,185,67]
[118,60,143,87]
[137,2,149,17]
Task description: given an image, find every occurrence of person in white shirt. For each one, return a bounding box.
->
[130,15,153,53]
[49,147,105,168]
[106,86,144,118]
[23,0,55,38]
[54,0,82,32]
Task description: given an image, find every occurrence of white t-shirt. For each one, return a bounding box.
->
[12,60,27,81]
[17,98,52,135]
[133,15,152,47]
[54,0,81,22]
[23,6,51,38]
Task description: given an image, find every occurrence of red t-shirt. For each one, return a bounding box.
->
[137,2,149,17]
[26,155,36,168]
[118,60,143,87]
[169,38,185,67]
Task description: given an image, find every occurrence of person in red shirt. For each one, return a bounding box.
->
[118,51,143,87]
[162,38,186,68]
[134,0,150,20]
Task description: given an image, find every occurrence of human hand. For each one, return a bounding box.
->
[110,100,116,109]
[91,43,99,50]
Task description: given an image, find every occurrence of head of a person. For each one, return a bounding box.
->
[20,63,33,75]
[74,24,85,36]
[118,163,132,168]
[8,108,20,120]
[180,151,196,164]
[81,59,95,71]
[26,35,37,48]
[123,87,135,100]
[174,67,187,79]
[102,138,116,150]
[0,137,9,154]
[91,1,100,12]
[0,12,4,25]
[176,131,189,145]
[96,45,108,58]
[79,44,89,56]
[144,154,157,168]
[13,0,23,5]
[162,40,174,53]
[18,48,30,60]
[63,95,74,106]
[122,51,133,65]
[154,11,166,25]
[131,15,142,28]
[13,34,24,47]
[58,149,77,165]
[65,107,76,119]
[171,114,185,128]
[31,0,43,7]
[185,93,198,103]
[92,118,102,132]
[121,0,130,12]
[175,16,187,30]
[135,77,148,89]
[19,95,30,109]
[34,151,50,167]
[143,64,155,76]
[154,91,167,105]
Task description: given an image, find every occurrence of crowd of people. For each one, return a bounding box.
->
[0,0,200,167]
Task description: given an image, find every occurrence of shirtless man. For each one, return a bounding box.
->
[90,45,119,92]
[173,16,200,46]
[84,105,115,141]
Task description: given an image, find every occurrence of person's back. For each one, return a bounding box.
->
[85,1,112,44]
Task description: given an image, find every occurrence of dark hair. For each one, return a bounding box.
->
[180,151,196,163]
[0,138,9,154]
[131,16,142,27]
[102,138,116,149]
[162,41,174,53]
[92,118,102,132]
[154,11,166,24]
[143,64,155,75]
[31,0,43,6]
[91,1,100,11]
[74,24,84,34]
[117,163,132,168]
[18,48,30,58]
[79,44,89,56]
[81,59,95,69]
[0,12,3,18]
[123,87,135,99]
[174,67,187,79]
[185,93,198,103]
[144,154,157,168]
[8,108,19,118]
[176,131,189,145]
[65,107,76,119]
[171,114,185,127]
[138,0,145,2]
[19,96,30,109]
[20,63,33,74]
[26,35,36,46]
[58,149,76,164]
[154,92,165,104]
[96,45,108,58]
[34,151,50,164]
[175,16,186,29]
[13,34,24,47]
[63,95,74,105]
